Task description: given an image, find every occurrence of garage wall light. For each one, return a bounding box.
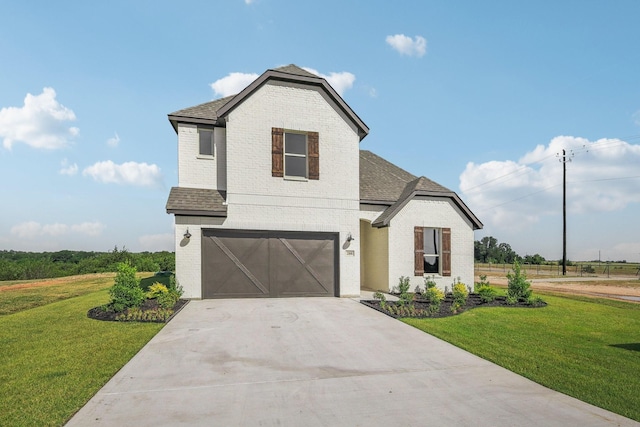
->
[184,228,192,239]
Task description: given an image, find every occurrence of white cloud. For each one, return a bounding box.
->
[301,67,355,96]
[82,160,163,187]
[460,136,640,230]
[10,221,105,239]
[71,222,106,236]
[0,87,79,150]
[244,0,254,4]
[210,72,259,97]
[386,34,427,57]
[138,233,174,251]
[59,158,78,176]
[107,132,120,147]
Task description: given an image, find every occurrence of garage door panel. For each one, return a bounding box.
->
[271,237,334,296]
[202,230,338,298]
[202,233,270,298]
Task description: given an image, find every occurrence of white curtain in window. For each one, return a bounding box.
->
[424,228,439,266]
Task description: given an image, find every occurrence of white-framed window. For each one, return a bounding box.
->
[198,127,214,157]
[284,132,307,179]
[423,227,441,274]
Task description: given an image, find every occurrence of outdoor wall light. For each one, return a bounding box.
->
[346,232,355,242]
[184,228,192,239]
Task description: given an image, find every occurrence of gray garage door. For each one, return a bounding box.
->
[202,229,339,298]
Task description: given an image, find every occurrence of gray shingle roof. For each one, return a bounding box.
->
[165,187,227,217]
[360,150,481,229]
[272,64,320,78]
[371,175,482,229]
[359,150,417,202]
[168,64,369,139]
[168,95,235,123]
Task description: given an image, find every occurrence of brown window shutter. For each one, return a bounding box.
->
[308,131,319,180]
[442,228,451,277]
[414,226,424,276]
[272,127,283,177]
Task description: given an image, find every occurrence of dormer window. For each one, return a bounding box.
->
[198,127,214,157]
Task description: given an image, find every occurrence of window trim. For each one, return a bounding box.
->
[272,128,319,180]
[414,226,451,277]
[197,127,215,158]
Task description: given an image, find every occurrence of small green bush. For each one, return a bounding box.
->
[505,294,518,305]
[373,291,387,310]
[109,262,144,312]
[168,275,184,297]
[145,282,179,309]
[424,275,437,290]
[451,282,469,313]
[475,275,497,303]
[396,276,413,307]
[424,286,444,314]
[146,282,169,299]
[507,261,532,302]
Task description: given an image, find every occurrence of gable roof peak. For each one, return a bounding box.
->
[272,64,320,79]
[411,175,452,193]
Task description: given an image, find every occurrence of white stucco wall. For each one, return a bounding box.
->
[386,197,476,292]
[175,82,361,298]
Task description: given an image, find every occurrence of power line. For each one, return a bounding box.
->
[474,173,640,212]
[462,136,638,194]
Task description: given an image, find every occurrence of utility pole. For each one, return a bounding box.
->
[558,149,572,276]
[563,149,567,275]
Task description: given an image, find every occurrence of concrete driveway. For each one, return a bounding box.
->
[67,298,638,426]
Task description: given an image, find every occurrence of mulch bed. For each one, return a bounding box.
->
[361,293,546,318]
[87,298,189,323]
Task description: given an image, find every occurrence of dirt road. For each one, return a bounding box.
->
[477,273,640,302]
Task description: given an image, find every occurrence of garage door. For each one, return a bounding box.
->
[202,229,338,298]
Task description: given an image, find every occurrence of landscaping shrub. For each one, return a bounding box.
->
[506,261,532,303]
[108,262,144,312]
[475,275,497,303]
[396,276,413,307]
[423,286,444,314]
[146,282,179,309]
[373,291,387,310]
[451,282,469,313]
[424,275,437,290]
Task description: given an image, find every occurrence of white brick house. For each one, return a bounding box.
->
[166,65,482,299]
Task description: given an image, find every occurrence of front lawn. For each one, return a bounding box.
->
[403,293,640,421]
[0,287,163,426]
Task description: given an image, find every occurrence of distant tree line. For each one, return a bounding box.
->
[0,246,175,281]
[474,236,547,265]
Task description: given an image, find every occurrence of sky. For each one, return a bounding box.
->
[1,1,639,263]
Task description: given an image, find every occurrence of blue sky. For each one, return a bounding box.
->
[1,1,639,262]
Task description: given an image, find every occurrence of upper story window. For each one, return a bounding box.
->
[271,128,319,180]
[284,132,307,179]
[198,127,214,157]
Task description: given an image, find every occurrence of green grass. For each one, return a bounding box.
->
[402,293,640,421]
[0,279,164,426]
[0,273,157,316]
